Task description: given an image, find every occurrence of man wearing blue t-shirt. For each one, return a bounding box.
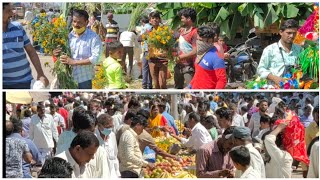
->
[3,3,49,89]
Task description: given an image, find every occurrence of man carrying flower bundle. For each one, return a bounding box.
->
[146,11,174,89]
[257,19,302,86]
[175,8,198,89]
[3,3,49,89]
[53,9,102,89]
[187,24,227,89]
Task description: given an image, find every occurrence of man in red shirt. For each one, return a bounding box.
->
[175,8,198,89]
[57,101,69,130]
[188,25,227,89]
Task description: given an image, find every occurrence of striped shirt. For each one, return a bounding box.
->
[3,21,33,85]
[69,29,102,83]
[105,20,119,42]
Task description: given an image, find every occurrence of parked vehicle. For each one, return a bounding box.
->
[225,28,262,83]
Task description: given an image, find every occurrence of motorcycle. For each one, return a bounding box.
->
[225,28,262,83]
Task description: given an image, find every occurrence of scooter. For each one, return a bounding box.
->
[225,28,261,83]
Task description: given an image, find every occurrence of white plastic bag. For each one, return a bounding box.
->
[31,80,45,89]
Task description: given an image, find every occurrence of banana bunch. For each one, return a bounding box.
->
[154,136,180,152]
[175,120,184,133]
[174,171,197,178]
[159,172,172,178]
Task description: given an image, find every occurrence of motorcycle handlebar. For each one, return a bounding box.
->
[245,36,258,45]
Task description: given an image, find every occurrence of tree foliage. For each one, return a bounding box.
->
[155,3,313,39]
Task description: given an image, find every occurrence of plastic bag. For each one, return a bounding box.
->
[31,80,45,89]
[274,116,310,165]
[143,146,156,163]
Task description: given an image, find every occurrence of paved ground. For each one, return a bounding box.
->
[29,53,55,89]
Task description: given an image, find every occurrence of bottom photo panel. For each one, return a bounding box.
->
[4,91,319,179]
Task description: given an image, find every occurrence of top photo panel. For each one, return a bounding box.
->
[3,2,319,90]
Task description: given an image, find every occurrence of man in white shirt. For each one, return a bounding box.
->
[313,95,319,108]
[240,106,249,126]
[249,99,270,135]
[263,123,293,178]
[105,100,123,133]
[96,113,120,178]
[229,146,261,178]
[230,126,265,178]
[46,8,55,22]
[24,8,34,23]
[56,131,99,178]
[307,141,319,178]
[120,30,139,76]
[50,105,66,135]
[170,112,212,151]
[29,105,59,164]
[229,103,245,127]
[56,107,110,178]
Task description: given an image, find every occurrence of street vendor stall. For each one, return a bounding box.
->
[143,119,197,178]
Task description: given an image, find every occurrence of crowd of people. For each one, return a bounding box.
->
[3,2,312,89]
[5,91,319,178]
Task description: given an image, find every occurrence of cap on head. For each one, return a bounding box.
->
[228,126,251,139]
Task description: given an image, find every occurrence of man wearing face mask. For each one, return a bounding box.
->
[53,9,102,89]
[96,114,120,178]
[187,24,227,89]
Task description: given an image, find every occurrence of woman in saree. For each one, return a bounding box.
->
[147,104,173,137]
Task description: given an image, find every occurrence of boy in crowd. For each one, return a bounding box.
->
[229,146,261,178]
[103,41,127,89]
[252,114,271,139]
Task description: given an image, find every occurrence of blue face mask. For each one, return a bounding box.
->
[101,128,112,136]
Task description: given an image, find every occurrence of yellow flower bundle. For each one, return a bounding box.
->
[143,25,176,59]
[92,63,108,89]
[33,17,77,89]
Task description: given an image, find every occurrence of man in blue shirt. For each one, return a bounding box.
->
[158,103,179,135]
[209,95,218,113]
[3,3,49,89]
[10,117,41,178]
[53,9,102,89]
[299,105,314,128]
[139,15,153,89]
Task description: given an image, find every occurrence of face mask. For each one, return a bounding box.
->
[196,40,213,55]
[73,26,86,35]
[101,128,112,136]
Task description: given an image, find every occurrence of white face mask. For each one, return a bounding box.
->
[100,128,112,136]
